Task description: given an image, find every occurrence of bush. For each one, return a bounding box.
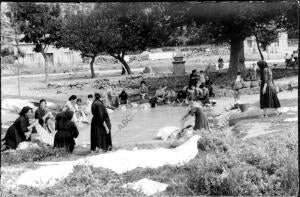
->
[1,147,69,165]
[197,136,229,153]
[21,165,142,197]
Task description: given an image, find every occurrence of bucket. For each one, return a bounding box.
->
[239,103,250,112]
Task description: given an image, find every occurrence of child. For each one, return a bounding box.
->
[232,72,244,105]
[119,89,129,105]
[149,96,157,108]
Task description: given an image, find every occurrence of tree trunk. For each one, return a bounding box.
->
[227,38,246,81]
[90,56,96,78]
[119,58,132,75]
[254,32,264,60]
[41,50,49,84]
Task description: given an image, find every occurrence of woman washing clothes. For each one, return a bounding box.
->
[2,106,39,151]
[180,98,210,133]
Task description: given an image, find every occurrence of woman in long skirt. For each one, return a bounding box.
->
[91,93,112,152]
[257,60,281,117]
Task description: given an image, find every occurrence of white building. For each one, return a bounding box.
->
[14,43,83,67]
[244,32,296,55]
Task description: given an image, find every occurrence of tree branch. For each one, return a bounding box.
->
[253,28,264,60]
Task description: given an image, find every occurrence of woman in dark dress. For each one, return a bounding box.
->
[2,106,38,150]
[54,111,79,153]
[257,60,281,117]
[189,69,199,87]
[204,75,215,97]
[180,99,210,132]
[91,93,112,152]
[119,89,129,105]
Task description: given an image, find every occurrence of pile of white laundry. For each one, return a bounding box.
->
[16,135,201,188]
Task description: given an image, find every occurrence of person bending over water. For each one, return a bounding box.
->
[180,99,210,133]
[2,106,39,150]
[54,111,79,153]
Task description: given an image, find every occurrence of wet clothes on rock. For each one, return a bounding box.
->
[260,67,281,109]
[91,100,112,151]
[188,107,209,131]
[3,115,30,149]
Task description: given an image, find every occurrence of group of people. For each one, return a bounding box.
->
[2,59,282,154]
[285,52,298,68]
[2,93,113,153]
[138,70,216,108]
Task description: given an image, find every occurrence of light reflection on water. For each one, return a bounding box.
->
[77,106,188,146]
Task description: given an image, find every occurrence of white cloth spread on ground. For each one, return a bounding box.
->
[16,135,200,188]
[122,178,168,196]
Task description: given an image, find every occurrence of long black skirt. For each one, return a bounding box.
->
[260,82,281,109]
[91,117,112,151]
[54,130,75,153]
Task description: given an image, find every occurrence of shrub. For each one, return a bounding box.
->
[197,136,229,153]
[1,147,69,165]
[21,165,143,197]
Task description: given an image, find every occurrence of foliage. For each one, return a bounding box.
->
[9,2,62,82]
[197,135,229,153]
[9,3,61,53]
[1,48,14,57]
[20,165,142,197]
[1,147,69,166]
[59,3,172,75]
[169,1,298,77]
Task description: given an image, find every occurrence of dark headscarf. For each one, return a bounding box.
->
[64,111,74,121]
[257,60,268,70]
[19,106,32,116]
[94,93,101,101]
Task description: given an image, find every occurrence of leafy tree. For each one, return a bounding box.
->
[96,3,172,75]
[169,1,297,80]
[59,3,171,76]
[10,2,62,83]
[57,11,105,78]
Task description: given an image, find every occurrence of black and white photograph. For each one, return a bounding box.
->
[1,1,299,196]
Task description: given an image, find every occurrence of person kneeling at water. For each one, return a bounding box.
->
[180,99,210,133]
[2,107,39,151]
[54,111,79,153]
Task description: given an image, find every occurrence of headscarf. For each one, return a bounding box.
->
[94,93,101,101]
[64,111,74,121]
[19,106,32,116]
